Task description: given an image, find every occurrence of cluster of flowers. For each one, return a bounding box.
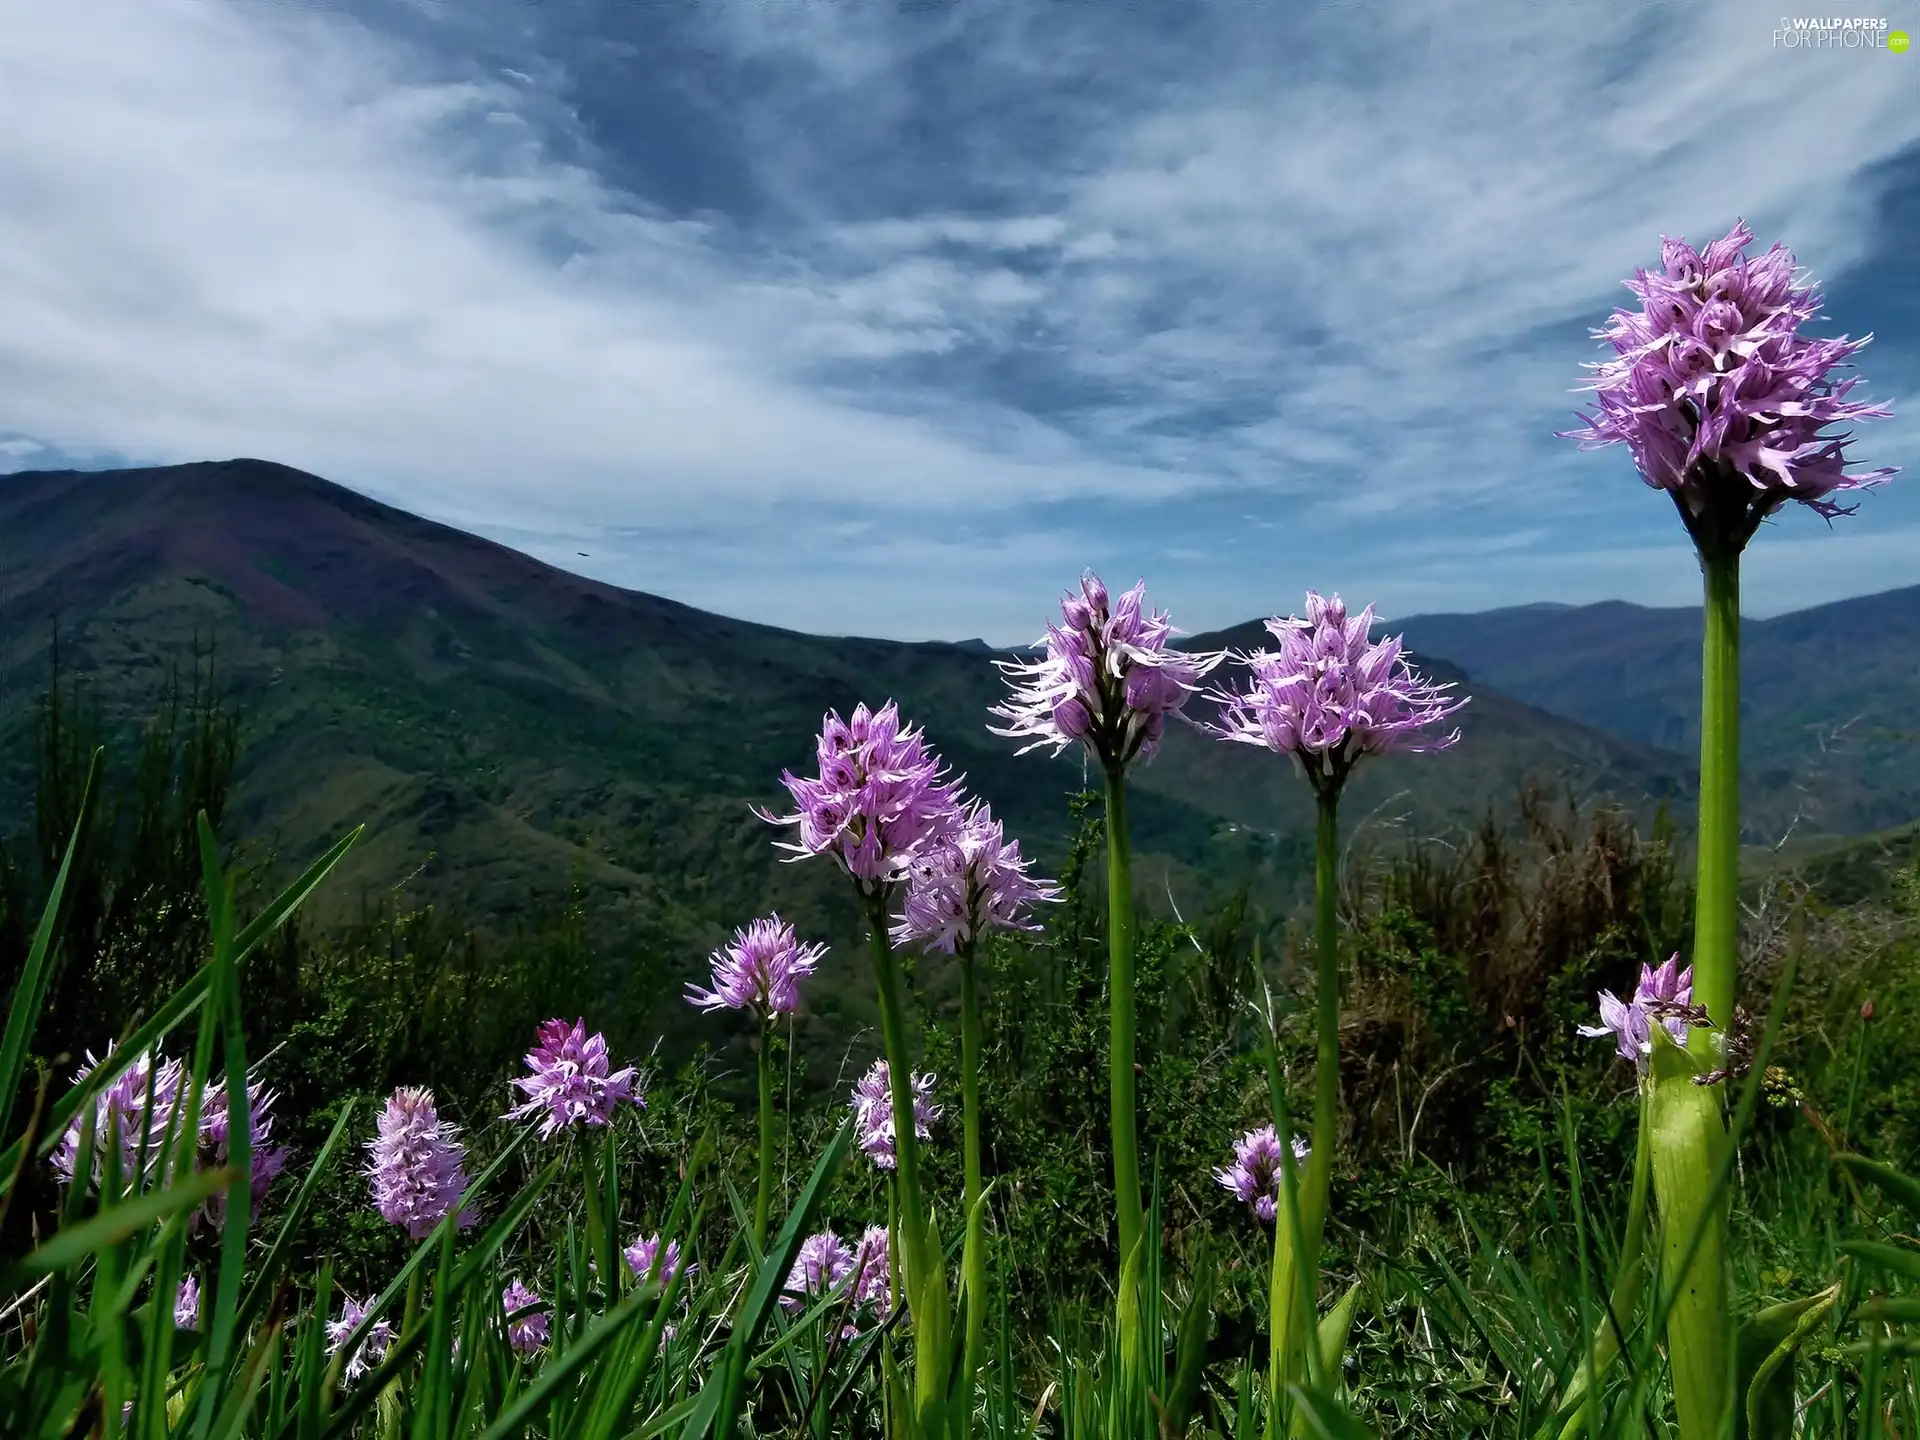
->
[1214,1126,1312,1222]
[324,1017,657,1377]
[1563,219,1894,538]
[781,1225,894,1339]
[51,1044,291,1219]
[1578,954,1703,1068]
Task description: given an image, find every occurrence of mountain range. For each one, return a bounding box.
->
[1,460,1912,1002]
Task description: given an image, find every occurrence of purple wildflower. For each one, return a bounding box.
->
[327,1294,396,1383]
[850,1059,940,1171]
[1562,220,1896,555]
[623,1232,691,1289]
[687,914,826,1018]
[849,1224,894,1325]
[503,1019,641,1140]
[501,1279,549,1356]
[201,1076,293,1220]
[1213,1125,1311,1223]
[174,1274,202,1330]
[892,801,1063,954]
[1579,954,1698,1065]
[50,1046,184,1188]
[1203,592,1467,797]
[756,702,966,893]
[367,1087,477,1239]
[991,572,1222,769]
[781,1229,857,1313]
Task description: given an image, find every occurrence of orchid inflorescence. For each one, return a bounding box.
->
[891,799,1062,955]
[1578,954,1704,1068]
[367,1086,477,1240]
[1203,590,1466,796]
[990,570,1221,771]
[326,1294,396,1384]
[49,1043,292,1221]
[757,700,965,894]
[781,1225,895,1338]
[850,1058,940,1171]
[1562,218,1896,556]
[503,1017,643,1139]
[687,914,824,1018]
[1214,1125,1311,1223]
[500,1279,550,1356]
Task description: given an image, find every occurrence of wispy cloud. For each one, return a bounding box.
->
[2,0,1915,642]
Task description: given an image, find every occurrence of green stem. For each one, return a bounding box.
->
[866,913,950,1440]
[1270,789,1344,1415]
[1647,548,1740,1440]
[755,1021,775,1253]
[1648,1036,1731,1440]
[1305,789,1341,1252]
[1693,550,1741,1045]
[1102,762,1143,1277]
[959,945,987,1440]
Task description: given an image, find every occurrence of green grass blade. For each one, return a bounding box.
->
[1,1164,234,1289]
[238,1101,357,1334]
[0,749,97,1150]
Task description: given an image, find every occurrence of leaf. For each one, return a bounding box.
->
[1159,1239,1215,1439]
[1287,1382,1380,1440]
[1838,1239,1920,1286]
[473,1280,658,1440]
[0,751,95,1152]
[1835,1154,1920,1227]
[1646,1024,1734,1440]
[1737,1285,1838,1440]
[684,1117,853,1440]
[0,824,363,1182]
[0,1165,234,1290]
[1317,1281,1363,1391]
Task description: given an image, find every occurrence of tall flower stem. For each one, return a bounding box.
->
[1649,547,1739,1440]
[1692,550,1741,1044]
[958,941,988,1440]
[1306,788,1341,1249]
[1272,790,1344,1403]
[865,913,951,1440]
[754,1022,776,1252]
[1102,761,1144,1279]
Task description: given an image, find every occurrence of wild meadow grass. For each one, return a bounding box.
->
[3,218,1918,1439]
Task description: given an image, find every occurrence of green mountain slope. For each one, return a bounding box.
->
[0,460,1702,1017]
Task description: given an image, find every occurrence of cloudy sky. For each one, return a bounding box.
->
[2,0,1916,643]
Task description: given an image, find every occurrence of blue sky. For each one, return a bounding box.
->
[2,0,1916,644]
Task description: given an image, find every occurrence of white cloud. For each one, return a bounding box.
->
[0,0,1187,527]
[1,0,1915,640]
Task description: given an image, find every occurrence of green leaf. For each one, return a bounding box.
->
[238,1100,356,1335]
[1737,1285,1839,1440]
[1838,1239,1920,1286]
[1646,1023,1733,1440]
[0,750,96,1153]
[0,823,362,1183]
[1286,1383,1379,1440]
[1,1165,234,1289]
[473,1280,657,1440]
[1159,1239,1215,1439]
[684,1117,852,1440]
[1835,1154,1920,1226]
[1316,1280,1363,1390]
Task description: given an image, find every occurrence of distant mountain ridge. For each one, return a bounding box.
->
[1387,587,1920,836]
[0,459,1907,1027]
